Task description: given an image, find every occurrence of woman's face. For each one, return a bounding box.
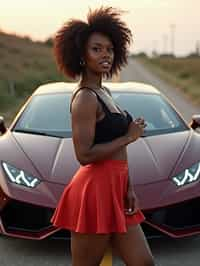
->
[83,32,114,76]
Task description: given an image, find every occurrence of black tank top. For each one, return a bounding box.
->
[71,87,133,144]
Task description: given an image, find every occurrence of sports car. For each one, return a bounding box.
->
[0,82,200,240]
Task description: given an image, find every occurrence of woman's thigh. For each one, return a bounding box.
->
[111,224,155,266]
[71,231,111,266]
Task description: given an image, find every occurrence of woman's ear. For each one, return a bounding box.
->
[80,58,86,66]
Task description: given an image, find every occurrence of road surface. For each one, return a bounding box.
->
[120,58,200,122]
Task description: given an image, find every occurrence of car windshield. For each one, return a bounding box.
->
[113,92,188,136]
[13,91,188,138]
[14,93,71,138]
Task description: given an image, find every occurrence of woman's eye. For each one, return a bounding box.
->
[93,47,101,52]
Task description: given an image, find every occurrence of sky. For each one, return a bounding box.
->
[0,0,200,56]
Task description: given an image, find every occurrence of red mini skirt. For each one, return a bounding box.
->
[51,159,145,233]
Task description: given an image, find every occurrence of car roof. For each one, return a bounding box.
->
[33,81,160,95]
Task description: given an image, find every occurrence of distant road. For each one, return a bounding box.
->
[120,58,200,122]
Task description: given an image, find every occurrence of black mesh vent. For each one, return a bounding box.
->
[146,197,200,231]
[1,200,54,232]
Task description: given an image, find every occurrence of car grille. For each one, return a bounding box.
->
[141,223,165,238]
[0,199,72,239]
[1,200,54,232]
[1,199,162,239]
[146,197,200,231]
[2,197,200,239]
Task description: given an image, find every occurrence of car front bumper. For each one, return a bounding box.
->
[0,177,67,240]
[136,179,200,238]
[1,177,200,239]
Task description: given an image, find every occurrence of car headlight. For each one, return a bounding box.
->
[172,161,200,187]
[1,162,41,188]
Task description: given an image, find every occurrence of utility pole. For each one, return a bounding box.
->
[195,40,200,56]
[152,40,158,57]
[170,24,176,55]
[162,34,168,54]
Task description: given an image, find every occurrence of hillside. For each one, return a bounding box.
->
[0,31,66,123]
[137,55,200,106]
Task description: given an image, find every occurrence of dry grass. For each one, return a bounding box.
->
[0,31,67,125]
[138,56,200,106]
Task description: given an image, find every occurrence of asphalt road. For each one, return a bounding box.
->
[0,59,200,266]
[1,234,200,266]
[120,58,200,122]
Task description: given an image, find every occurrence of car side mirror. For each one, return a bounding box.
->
[0,116,7,135]
[190,114,200,130]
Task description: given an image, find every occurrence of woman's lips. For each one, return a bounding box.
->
[99,61,111,67]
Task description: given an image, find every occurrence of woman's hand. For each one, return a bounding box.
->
[124,185,139,216]
[134,117,146,126]
[126,117,146,144]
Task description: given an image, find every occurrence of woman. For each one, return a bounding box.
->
[51,7,155,266]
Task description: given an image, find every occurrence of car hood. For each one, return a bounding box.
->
[127,129,199,185]
[7,132,79,185]
[7,129,198,185]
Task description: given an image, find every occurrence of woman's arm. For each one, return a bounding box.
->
[71,89,134,165]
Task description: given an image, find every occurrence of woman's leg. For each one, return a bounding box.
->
[71,231,111,266]
[111,224,155,266]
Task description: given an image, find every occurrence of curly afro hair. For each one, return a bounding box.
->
[54,7,132,79]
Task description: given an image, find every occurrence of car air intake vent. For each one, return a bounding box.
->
[1,200,54,232]
[147,197,200,231]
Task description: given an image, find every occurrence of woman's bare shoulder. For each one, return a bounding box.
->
[71,88,98,113]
